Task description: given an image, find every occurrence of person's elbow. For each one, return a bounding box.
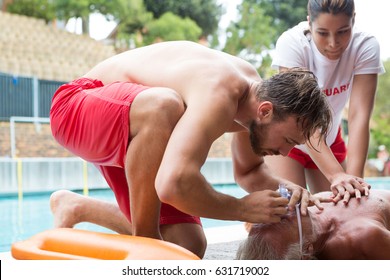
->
[233,167,247,187]
[233,165,260,193]
[155,171,189,206]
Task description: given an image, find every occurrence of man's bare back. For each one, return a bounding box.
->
[83,41,258,105]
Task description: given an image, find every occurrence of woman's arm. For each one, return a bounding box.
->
[306,132,369,203]
[347,73,378,176]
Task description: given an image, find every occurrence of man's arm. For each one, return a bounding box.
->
[155,87,289,224]
[231,131,322,214]
[231,131,278,192]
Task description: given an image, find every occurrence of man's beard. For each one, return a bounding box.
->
[249,120,266,156]
[249,120,280,157]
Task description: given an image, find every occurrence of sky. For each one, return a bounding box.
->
[354,0,389,60]
[68,0,390,60]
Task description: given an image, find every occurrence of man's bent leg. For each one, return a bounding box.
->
[50,190,206,258]
[161,223,207,259]
[50,190,132,234]
[126,87,186,239]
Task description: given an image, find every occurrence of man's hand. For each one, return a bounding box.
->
[239,190,290,223]
[283,182,331,215]
[329,173,371,204]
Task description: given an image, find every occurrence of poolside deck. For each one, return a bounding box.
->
[204,224,247,260]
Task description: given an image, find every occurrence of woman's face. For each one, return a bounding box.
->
[309,12,354,60]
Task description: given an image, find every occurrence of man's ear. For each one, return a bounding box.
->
[257,101,273,123]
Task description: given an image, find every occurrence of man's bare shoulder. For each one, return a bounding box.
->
[84,40,261,89]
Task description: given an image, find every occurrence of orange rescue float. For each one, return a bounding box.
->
[11,228,200,260]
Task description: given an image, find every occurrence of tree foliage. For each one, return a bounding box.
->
[222,0,307,77]
[143,0,222,37]
[223,1,275,77]
[6,0,55,22]
[248,0,308,41]
[143,12,202,45]
[91,0,222,40]
[6,0,219,44]
[108,0,153,35]
[108,1,204,49]
[54,0,91,20]
[371,59,390,153]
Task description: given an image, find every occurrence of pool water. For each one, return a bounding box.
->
[0,184,247,252]
[1,178,389,253]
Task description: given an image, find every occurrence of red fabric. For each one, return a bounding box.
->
[288,128,347,169]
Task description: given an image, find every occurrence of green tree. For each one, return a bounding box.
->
[251,0,308,41]
[95,0,152,34]
[6,0,152,38]
[142,12,202,45]
[54,0,92,34]
[222,0,308,77]
[143,0,222,37]
[6,0,55,22]
[6,0,221,47]
[104,1,203,49]
[7,0,110,34]
[223,1,277,77]
[101,0,153,49]
[88,0,215,48]
[370,59,390,155]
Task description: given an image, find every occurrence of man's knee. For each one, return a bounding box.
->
[186,230,207,259]
[129,87,185,138]
[160,223,207,259]
[151,88,185,126]
[174,228,207,259]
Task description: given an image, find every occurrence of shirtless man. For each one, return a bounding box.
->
[50,40,338,258]
[237,189,390,260]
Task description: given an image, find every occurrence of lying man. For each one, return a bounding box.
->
[237,189,390,259]
[50,40,358,259]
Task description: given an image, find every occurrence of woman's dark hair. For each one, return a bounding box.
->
[308,0,355,23]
